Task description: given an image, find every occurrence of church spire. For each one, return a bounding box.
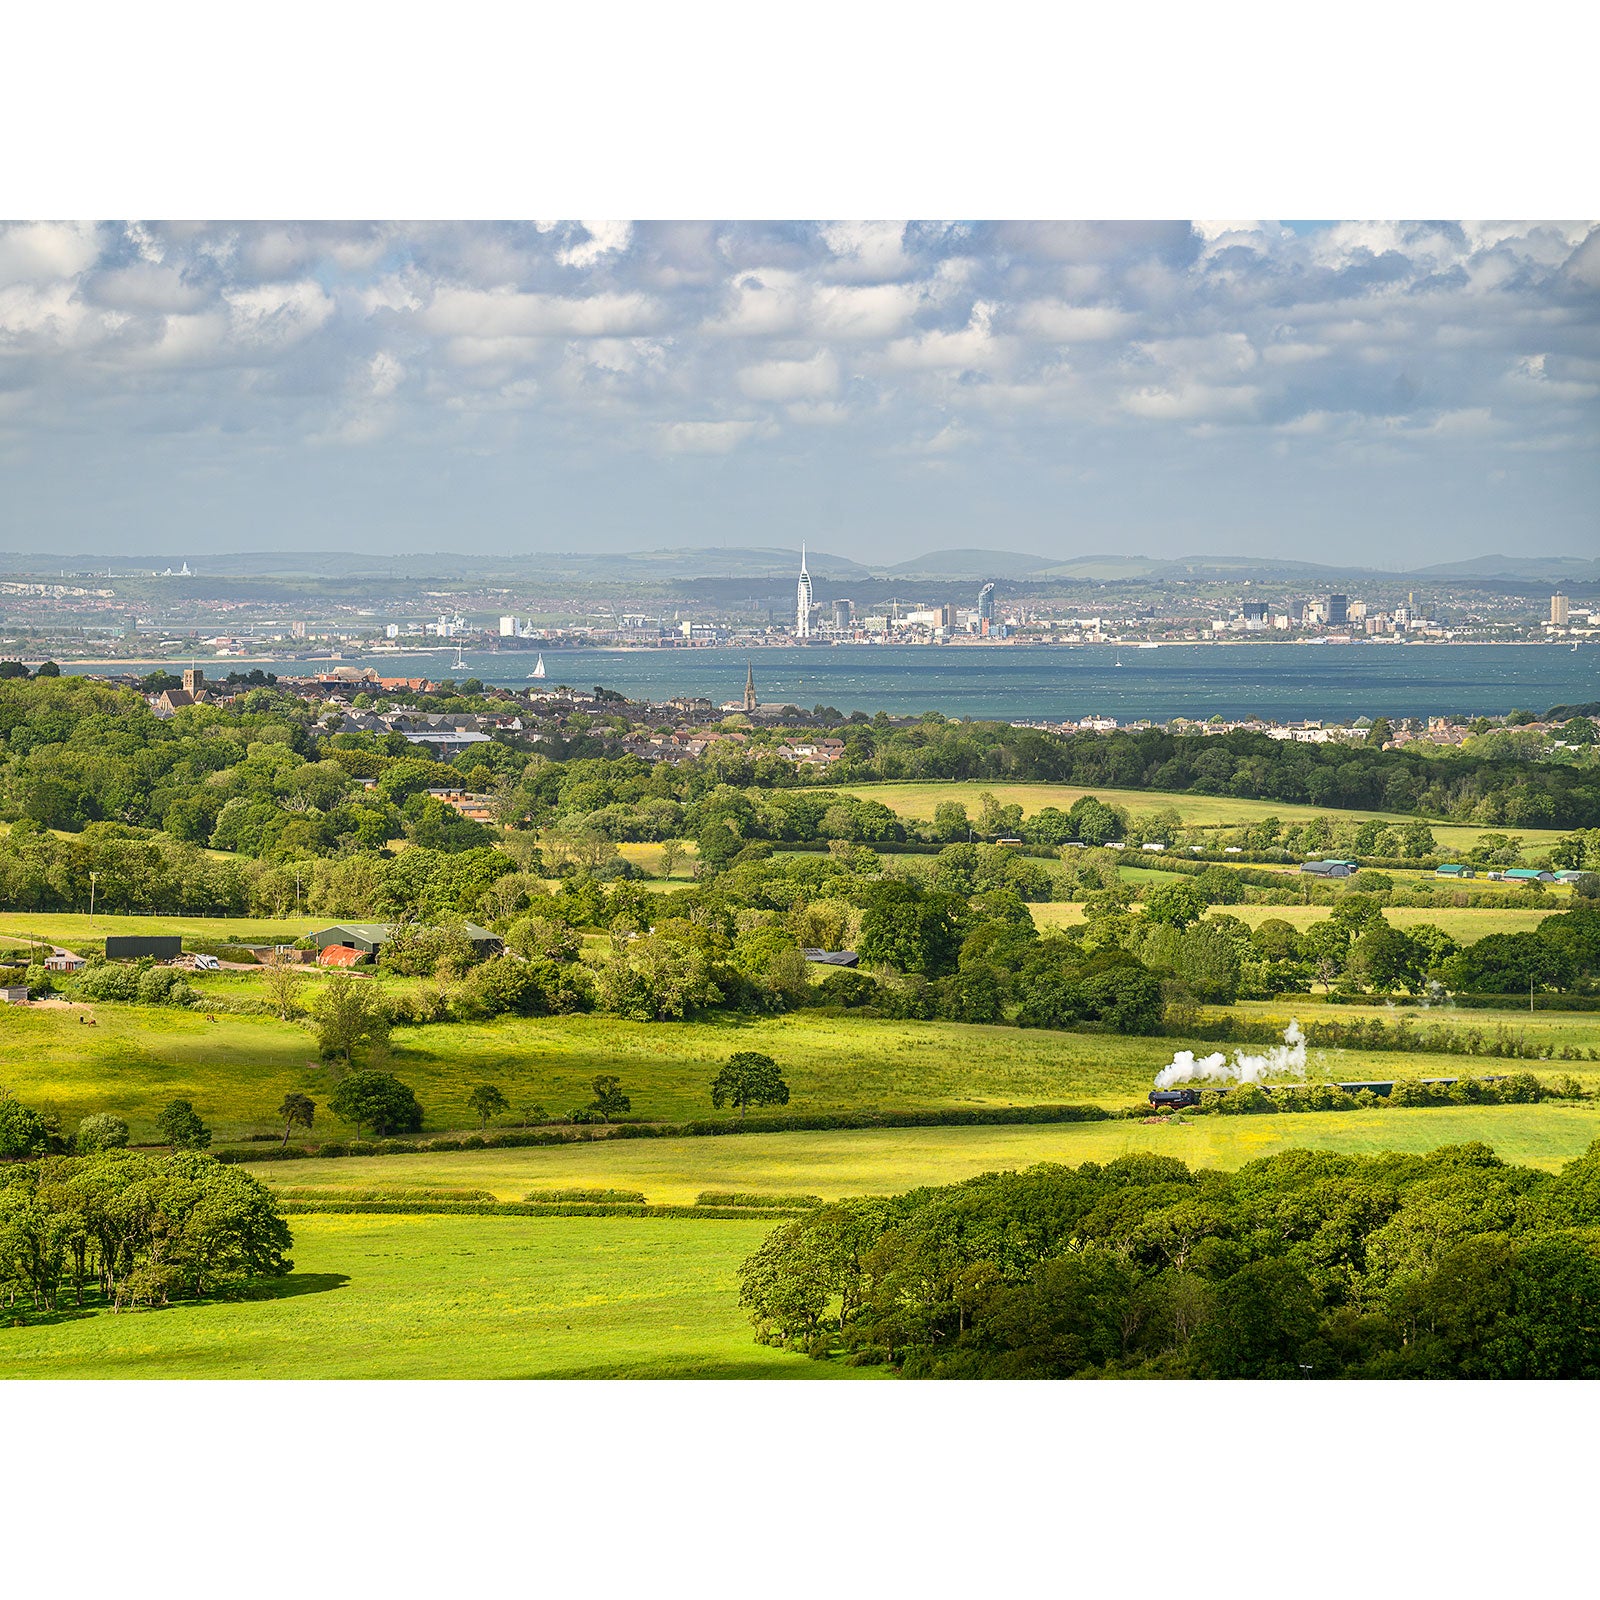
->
[744,660,757,711]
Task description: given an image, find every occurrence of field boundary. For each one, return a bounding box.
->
[275,1199,811,1219]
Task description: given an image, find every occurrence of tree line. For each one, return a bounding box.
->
[738,1142,1600,1377]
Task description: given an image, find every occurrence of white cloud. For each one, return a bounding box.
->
[658,418,765,453]
[0,222,99,287]
[1016,301,1134,342]
[559,221,633,269]
[421,287,661,339]
[737,350,839,400]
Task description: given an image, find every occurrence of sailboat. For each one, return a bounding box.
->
[528,654,547,680]
[452,642,467,672]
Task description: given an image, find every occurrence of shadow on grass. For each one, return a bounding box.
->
[242,1272,351,1302]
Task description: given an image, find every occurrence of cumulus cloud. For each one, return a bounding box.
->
[0,219,1593,557]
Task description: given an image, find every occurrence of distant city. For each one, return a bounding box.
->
[0,546,1596,666]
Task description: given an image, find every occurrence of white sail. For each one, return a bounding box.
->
[532,654,546,678]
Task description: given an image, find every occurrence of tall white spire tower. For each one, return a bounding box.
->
[795,544,813,638]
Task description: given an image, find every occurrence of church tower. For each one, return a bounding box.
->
[743,661,757,712]
[795,544,813,638]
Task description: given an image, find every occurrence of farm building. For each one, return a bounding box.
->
[802,948,860,967]
[316,944,367,969]
[1,985,28,1004]
[1300,859,1357,878]
[44,951,86,972]
[1504,868,1556,884]
[311,922,502,958]
[104,935,182,961]
[1434,863,1474,878]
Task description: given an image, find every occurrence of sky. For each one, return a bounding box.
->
[0,219,1596,569]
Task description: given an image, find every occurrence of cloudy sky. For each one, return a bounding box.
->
[0,219,1595,567]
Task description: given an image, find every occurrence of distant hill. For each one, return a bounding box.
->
[878,549,1051,580]
[1411,554,1600,583]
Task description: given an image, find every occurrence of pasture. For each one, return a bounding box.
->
[827,780,1566,857]
[1027,900,1565,942]
[6,988,1595,1146]
[0,910,320,951]
[0,1214,843,1380]
[250,1105,1600,1202]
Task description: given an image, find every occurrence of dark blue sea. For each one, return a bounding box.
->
[101,642,1598,722]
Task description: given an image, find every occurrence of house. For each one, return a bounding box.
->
[1301,859,1357,878]
[44,950,87,972]
[1435,863,1474,878]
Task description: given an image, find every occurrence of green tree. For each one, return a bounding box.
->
[1143,880,1208,928]
[467,1083,510,1128]
[309,971,391,1062]
[75,1113,129,1154]
[277,1092,316,1149]
[711,1051,791,1118]
[589,1075,631,1118]
[0,1094,53,1158]
[156,1099,211,1151]
[328,1071,424,1136]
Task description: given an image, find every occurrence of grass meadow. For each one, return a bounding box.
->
[1027,900,1566,941]
[5,989,1595,1145]
[0,1214,848,1380]
[827,779,1567,858]
[243,1104,1600,1202]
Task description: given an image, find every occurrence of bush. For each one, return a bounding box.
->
[524,1187,647,1204]
[75,1112,130,1153]
[328,1071,424,1136]
[695,1191,822,1209]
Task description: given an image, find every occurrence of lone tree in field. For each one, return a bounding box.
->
[711,1052,790,1119]
[467,1083,510,1128]
[156,1099,211,1151]
[589,1075,631,1119]
[658,839,685,878]
[328,1071,424,1138]
[261,947,304,1021]
[277,1092,316,1149]
[310,971,391,1064]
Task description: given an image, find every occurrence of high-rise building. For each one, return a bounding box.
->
[1551,593,1569,626]
[977,582,996,625]
[832,598,853,630]
[1325,594,1349,626]
[499,616,517,637]
[1242,601,1269,622]
[795,545,813,638]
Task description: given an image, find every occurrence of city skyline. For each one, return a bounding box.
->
[0,220,1594,568]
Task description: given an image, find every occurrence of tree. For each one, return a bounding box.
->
[277,1092,316,1148]
[711,1052,791,1118]
[0,1094,53,1158]
[1143,880,1208,929]
[589,1075,631,1118]
[309,971,391,1062]
[328,1071,423,1136]
[261,947,304,1020]
[658,838,685,878]
[1365,717,1394,747]
[467,1083,509,1128]
[156,1099,211,1151]
[75,1113,129,1154]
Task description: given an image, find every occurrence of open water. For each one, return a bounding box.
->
[99,642,1598,723]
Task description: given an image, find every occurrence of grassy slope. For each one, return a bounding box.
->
[0,1214,852,1380]
[248,1106,1600,1203]
[826,780,1566,857]
[8,990,1595,1144]
[1028,901,1565,940]
[0,911,321,949]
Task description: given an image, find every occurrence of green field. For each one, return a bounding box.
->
[0,1007,1190,1141]
[242,1104,1600,1202]
[829,780,1566,857]
[1028,900,1564,941]
[0,1214,848,1380]
[8,986,1595,1146]
[0,911,321,950]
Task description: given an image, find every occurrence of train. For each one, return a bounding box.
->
[1147,1076,1492,1110]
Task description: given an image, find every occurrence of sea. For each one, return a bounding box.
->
[89,642,1598,723]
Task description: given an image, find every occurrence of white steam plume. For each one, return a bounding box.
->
[1154,1021,1307,1090]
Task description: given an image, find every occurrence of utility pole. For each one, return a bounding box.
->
[88,871,97,921]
